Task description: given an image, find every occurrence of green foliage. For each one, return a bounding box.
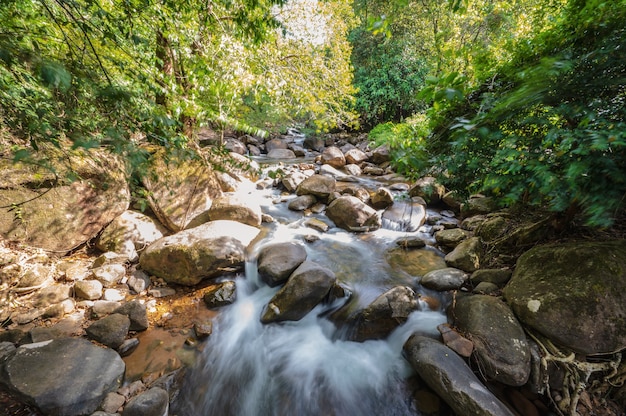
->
[350,27,428,128]
[428,0,626,226]
[368,114,431,178]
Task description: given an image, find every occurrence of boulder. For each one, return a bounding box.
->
[385,247,448,278]
[381,200,426,232]
[207,194,262,227]
[370,187,394,210]
[96,210,166,260]
[113,301,149,331]
[267,148,297,159]
[281,171,307,193]
[408,176,446,205]
[203,281,237,308]
[85,313,131,349]
[139,220,260,286]
[421,267,468,291]
[344,148,369,165]
[142,151,222,232]
[0,150,130,252]
[257,242,308,287]
[349,286,420,342]
[461,195,497,217]
[92,263,126,288]
[403,335,515,416]
[434,228,471,249]
[122,387,169,416]
[288,195,317,211]
[370,144,390,164]
[321,146,346,168]
[444,237,482,272]
[326,195,381,232]
[296,174,336,202]
[451,295,531,386]
[0,338,125,416]
[503,240,626,354]
[265,138,289,152]
[261,261,336,323]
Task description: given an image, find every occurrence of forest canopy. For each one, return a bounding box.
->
[1,0,625,227]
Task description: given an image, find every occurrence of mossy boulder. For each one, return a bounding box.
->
[503,240,626,355]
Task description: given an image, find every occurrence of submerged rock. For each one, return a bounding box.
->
[503,240,626,354]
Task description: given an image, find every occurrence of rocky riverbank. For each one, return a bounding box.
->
[1,129,625,416]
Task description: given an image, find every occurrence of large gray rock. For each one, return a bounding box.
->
[381,200,426,232]
[122,387,169,416]
[207,194,262,227]
[142,152,223,232]
[350,286,420,342]
[421,267,468,291]
[139,220,260,285]
[403,335,515,416]
[444,236,482,272]
[296,174,336,202]
[96,210,166,260]
[257,242,308,287]
[0,338,125,416]
[503,240,626,354]
[451,295,531,386]
[267,148,296,159]
[326,195,381,232]
[0,150,130,252]
[85,313,131,349]
[261,261,336,323]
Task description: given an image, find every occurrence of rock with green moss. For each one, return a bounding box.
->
[503,240,626,354]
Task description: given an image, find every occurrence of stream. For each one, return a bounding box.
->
[172,161,451,415]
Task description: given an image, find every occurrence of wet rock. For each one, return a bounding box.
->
[117,338,140,357]
[0,338,124,416]
[296,174,336,202]
[92,263,126,288]
[304,218,330,232]
[320,163,350,180]
[381,200,426,232]
[444,237,482,272]
[113,301,149,331]
[142,151,222,232]
[96,210,166,261]
[326,195,381,232]
[0,150,130,252]
[203,281,237,308]
[139,220,260,286]
[288,194,317,211]
[421,267,468,291]
[503,240,626,354]
[261,261,336,323]
[395,236,427,249]
[194,321,213,338]
[350,286,420,342]
[403,335,515,416]
[451,295,531,386]
[434,228,471,249]
[207,194,262,227]
[85,313,130,349]
[74,280,103,300]
[370,187,394,210]
[122,387,169,416]
[321,146,346,168]
[267,148,297,159]
[409,177,446,205]
[257,242,308,287]
[386,247,448,277]
[437,323,474,357]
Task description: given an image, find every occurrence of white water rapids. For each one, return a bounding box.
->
[173,165,449,416]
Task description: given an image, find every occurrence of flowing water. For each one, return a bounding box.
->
[173,163,450,416]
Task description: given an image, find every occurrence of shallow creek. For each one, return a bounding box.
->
[167,163,452,415]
